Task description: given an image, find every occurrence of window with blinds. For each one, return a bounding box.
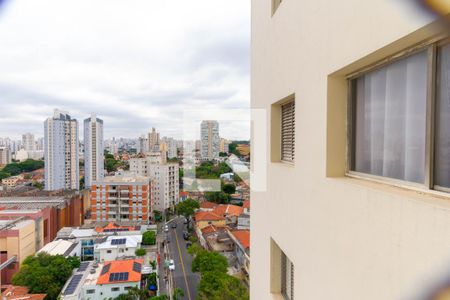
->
[281,100,295,162]
[281,252,294,300]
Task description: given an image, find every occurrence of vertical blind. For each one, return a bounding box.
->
[281,252,294,300]
[281,100,295,162]
[352,50,428,183]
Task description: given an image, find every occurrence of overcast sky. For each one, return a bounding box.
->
[0,0,250,141]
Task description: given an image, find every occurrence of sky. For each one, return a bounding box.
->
[0,0,250,141]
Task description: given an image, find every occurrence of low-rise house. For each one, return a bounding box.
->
[1,286,46,300]
[212,204,244,226]
[1,175,23,188]
[194,211,226,230]
[242,200,250,214]
[199,201,219,211]
[237,213,250,230]
[94,235,142,262]
[197,225,233,252]
[228,229,250,284]
[37,239,80,257]
[60,259,143,300]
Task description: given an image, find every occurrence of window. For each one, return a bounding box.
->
[86,289,95,294]
[124,286,132,290]
[281,100,295,162]
[348,40,450,193]
[111,287,120,292]
[281,252,294,300]
[270,239,294,300]
[107,250,112,253]
[272,95,295,163]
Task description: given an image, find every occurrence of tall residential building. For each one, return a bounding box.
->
[138,135,149,154]
[161,137,177,159]
[21,133,35,151]
[148,127,160,152]
[251,2,450,300]
[0,147,11,166]
[219,138,230,154]
[44,109,79,191]
[91,175,153,223]
[129,159,179,211]
[200,120,219,160]
[84,114,104,188]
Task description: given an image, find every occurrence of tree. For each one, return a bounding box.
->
[152,296,169,300]
[32,180,43,190]
[176,198,200,218]
[135,248,146,256]
[12,253,80,300]
[0,171,11,180]
[142,230,156,245]
[114,286,148,300]
[173,288,184,300]
[192,250,228,274]
[197,271,249,300]
[153,210,162,222]
[222,183,236,194]
[205,191,230,204]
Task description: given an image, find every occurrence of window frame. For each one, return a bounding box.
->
[280,99,295,163]
[345,38,450,193]
[271,94,296,165]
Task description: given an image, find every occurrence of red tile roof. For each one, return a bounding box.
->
[195,211,225,222]
[200,201,219,209]
[201,225,218,235]
[180,191,189,197]
[230,230,250,249]
[1,286,46,300]
[213,204,244,217]
[95,222,137,232]
[242,200,250,209]
[97,259,143,285]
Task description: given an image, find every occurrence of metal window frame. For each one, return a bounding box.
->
[281,99,295,163]
[346,38,450,194]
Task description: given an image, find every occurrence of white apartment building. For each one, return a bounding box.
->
[252,2,450,300]
[161,137,177,159]
[201,120,219,160]
[21,133,35,151]
[84,114,104,188]
[130,158,179,211]
[137,135,149,154]
[0,147,11,166]
[44,109,79,191]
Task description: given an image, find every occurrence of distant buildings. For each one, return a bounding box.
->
[90,174,153,223]
[201,120,219,160]
[44,109,79,191]
[137,135,149,154]
[148,127,160,152]
[220,138,230,154]
[21,133,35,151]
[0,146,11,166]
[160,137,177,159]
[84,114,104,188]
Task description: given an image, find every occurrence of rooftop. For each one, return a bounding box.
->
[213,204,244,217]
[97,259,143,285]
[200,201,219,209]
[37,239,78,256]
[95,235,142,250]
[230,230,250,250]
[195,211,225,222]
[94,175,150,184]
[1,286,46,300]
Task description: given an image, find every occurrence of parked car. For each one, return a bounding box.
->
[168,259,175,271]
[171,222,177,229]
[183,231,189,240]
[183,218,188,224]
[164,225,169,232]
[186,242,192,249]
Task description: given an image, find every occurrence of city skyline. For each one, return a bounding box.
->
[0,0,250,140]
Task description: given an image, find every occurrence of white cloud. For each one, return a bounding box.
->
[0,0,250,140]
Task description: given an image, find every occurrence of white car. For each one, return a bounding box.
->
[168,259,175,271]
[164,225,169,232]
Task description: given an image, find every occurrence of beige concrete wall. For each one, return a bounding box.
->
[18,222,36,263]
[251,1,450,299]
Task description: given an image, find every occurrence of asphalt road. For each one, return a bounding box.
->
[167,216,200,300]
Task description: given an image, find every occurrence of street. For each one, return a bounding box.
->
[161,216,200,300]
